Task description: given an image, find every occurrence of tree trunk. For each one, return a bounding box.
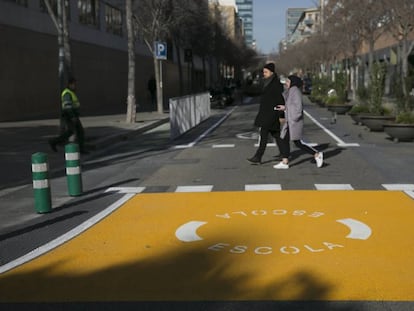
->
[44,0,72,90]
[174,40,184,96]
[126,0,136,123]
[154,57,164,113]
[351,54,358,101]
[368,39,375,82]
[62,1,72,79]
[57,0,65,92]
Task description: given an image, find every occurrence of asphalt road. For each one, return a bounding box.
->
[1,96,414,310]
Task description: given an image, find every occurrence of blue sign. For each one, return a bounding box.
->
[155,41,167,60]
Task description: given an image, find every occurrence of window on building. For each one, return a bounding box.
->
[78,0,99,27]
[105,4,122,36]
[4,0,27,6]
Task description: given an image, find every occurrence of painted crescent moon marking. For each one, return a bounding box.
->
[175,221,207,242]
[337,218,372,240]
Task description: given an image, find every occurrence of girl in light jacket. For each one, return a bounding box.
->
[273,75,323,169]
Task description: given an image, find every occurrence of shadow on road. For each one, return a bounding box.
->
[0,231,394,311]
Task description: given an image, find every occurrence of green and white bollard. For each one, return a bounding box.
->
[31,152,52,213]
[65,143,83,196]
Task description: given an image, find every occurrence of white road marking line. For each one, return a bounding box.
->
[175,185,213,192]
[382,184,414,191]
[337,143,360,147]
[254,143,277,147]
[304,110,360,147]
[245,184,282,191]
[237,131,259,140]
[315,184,354,190]
[0,193,135,275]
[212,144,235,148]
[105,187,146,194]
[173,107,237,149]
[173,143,195,149]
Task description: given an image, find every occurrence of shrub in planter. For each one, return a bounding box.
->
[383,75,414,141]
[349,104,371,114]
[326,95,353,115]
[384,111,414,141]
[348,104,371,124]
[357,85,369,103]
[326,94,347,105]
[396,111,414,124]
[368,62,388,115]
[332,71,348,103]
[310,75,332,106]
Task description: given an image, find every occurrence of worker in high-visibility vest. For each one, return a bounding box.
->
[49,77,87,153]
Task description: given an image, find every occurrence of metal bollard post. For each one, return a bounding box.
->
[31,152,52,213]
[65,143,83,196]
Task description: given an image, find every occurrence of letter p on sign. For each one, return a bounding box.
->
[155,41,167,60]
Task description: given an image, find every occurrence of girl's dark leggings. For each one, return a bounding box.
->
[279,130,317,158]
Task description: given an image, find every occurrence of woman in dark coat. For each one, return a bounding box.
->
[247,63,286,164]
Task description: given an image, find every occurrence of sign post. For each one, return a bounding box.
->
[155,41,167,60]
[154,41,167,111]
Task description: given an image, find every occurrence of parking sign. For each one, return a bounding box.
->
[155,41,167,60]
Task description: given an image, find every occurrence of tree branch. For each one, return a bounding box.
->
[43,0,59,31]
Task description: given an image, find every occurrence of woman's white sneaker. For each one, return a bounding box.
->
[273,161,289,169]
[315,152,323,168]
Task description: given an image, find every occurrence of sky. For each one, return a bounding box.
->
[253,0,319,54]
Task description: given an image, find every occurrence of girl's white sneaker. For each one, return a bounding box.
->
[273,161,289,169]
[316,152,323,168]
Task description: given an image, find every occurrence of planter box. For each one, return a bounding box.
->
[383,124,414,142]
[327,105,353,115]
[349,112,369,125]
[360,115,395,131]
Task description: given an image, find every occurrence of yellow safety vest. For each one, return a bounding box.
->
[61,88,80,110]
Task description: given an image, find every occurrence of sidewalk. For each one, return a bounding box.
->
[0,112,170,189]
[0,112,169,229]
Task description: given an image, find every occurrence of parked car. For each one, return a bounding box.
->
[209,85,234,108]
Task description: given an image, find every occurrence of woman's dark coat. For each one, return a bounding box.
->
[254,75,285,131]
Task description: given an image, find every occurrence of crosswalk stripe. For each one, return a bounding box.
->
[102,184,414,195]
[245,184,282,191]
[382,184,414,191]
[254,143,277,147]
[175,185,213,192]
[404,190,414,199]
[105,187,146,194]
[315,184,354,190]
[212,144,235,148]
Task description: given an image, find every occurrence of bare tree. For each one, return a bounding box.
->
[43,0,72,91]
[342,0,389,71]
[125,0,136,123]
[324,2,364,100]
[387,0,414,110]
[132,0,177,113]
[167,0,212,95]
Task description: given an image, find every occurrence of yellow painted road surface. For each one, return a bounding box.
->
[0,191,414,302]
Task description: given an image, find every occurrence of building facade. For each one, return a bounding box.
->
[235,0,253,47]
[288,7,320,45]
[285,8,305,41]
[0,0,210,121]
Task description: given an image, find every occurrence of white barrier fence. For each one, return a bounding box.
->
[169,92,211,139]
